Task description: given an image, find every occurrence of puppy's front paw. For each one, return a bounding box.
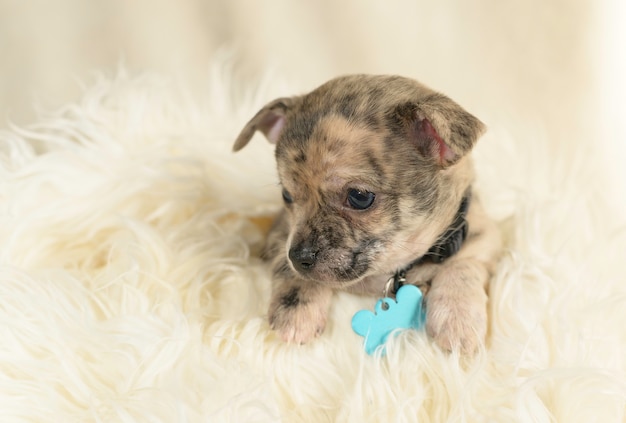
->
[425,290,487,355]
[268,288,330,344]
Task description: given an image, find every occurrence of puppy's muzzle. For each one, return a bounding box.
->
[288,242,318,274]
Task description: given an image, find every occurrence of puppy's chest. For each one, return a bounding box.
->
[348,263,441,297]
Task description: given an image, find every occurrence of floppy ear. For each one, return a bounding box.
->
[392,94,486,167]
[232,97,295,151]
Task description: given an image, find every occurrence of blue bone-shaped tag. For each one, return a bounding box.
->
[351,284,426,355]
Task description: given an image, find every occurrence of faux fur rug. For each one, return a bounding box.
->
[1,67,625,422]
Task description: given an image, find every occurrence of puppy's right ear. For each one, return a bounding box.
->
[233,97,294,151]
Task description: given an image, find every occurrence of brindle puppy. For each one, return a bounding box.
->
[233,75,501,354]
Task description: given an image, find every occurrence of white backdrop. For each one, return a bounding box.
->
[1,0,624,209]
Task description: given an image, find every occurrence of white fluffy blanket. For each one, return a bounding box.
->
[1,67,624,422]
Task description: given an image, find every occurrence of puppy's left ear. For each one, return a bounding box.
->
[393,94,486,167]
[233,97,295,151]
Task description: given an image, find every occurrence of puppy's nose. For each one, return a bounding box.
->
[288,244,318,273]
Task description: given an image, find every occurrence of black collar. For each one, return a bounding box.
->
[385,192,471,296]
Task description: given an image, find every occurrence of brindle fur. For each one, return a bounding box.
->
[234,75,501,354]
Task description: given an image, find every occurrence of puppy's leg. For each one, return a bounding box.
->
[268,264,333,344]
[425,199,501,354]
[264,211,333,344]
[425,258,489,354]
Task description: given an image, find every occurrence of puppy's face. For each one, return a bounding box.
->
[234,75,485,288]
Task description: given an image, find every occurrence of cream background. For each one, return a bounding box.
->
[1,0,624,208]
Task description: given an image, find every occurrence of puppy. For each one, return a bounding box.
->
[233,75,501,354]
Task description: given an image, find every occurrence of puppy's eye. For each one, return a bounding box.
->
[282,188,293,204]
[347,189,375,210]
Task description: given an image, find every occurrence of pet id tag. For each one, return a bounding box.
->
[351,283,426,355]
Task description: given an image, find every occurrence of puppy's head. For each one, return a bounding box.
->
[234,75,485,288]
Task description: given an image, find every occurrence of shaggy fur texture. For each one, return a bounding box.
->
[1,67,625,422]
